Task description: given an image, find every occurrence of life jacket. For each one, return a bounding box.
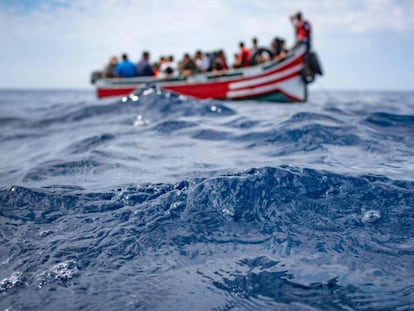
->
[297,19,311,41]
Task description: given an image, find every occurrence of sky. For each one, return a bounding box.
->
[0,0,413,90]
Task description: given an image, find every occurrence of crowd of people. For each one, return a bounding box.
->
[102,38,284,79]
[102,12,311,79]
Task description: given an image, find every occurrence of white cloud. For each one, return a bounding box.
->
[308,0,414,34]
[0,0,413,88]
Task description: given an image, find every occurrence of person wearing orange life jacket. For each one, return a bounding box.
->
[290,11,311,52]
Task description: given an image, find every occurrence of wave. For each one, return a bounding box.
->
[130,86,235,117]
[1,89,414,310]
[364,112,414,130]
[1,166,413,309]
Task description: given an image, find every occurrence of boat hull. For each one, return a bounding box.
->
[94,45,310,103]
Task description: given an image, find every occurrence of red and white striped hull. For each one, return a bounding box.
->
[95,45,308,103]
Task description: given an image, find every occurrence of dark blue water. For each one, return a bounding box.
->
[0,88,413,310]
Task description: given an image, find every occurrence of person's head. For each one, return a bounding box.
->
[195,50,202,58]
[122,53,128,61]
[296,12,302,20]
[239,42,245,48]
[183,53,191,62]
[168,55,174,62]
[142,51,150,60]
[110,56,118,65]
[252,37,258,46]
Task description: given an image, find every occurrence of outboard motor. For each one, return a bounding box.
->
[90,71,102,84]
[302,51,323,84]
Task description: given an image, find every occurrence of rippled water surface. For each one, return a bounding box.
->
[0,88,413,310]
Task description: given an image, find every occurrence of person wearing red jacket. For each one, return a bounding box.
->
[290,11,312,52]
[238,42,252,67]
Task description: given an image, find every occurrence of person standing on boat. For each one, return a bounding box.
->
[290,11,311,52]
[114,53,137,78]
[136,51,154,77]
[180,53,198,77]
[272,38,288,61]
[160,55,179,79]
[251,37,259,54]
[238,42,251,67]
[103,56,118,78]
[194,50,210,72]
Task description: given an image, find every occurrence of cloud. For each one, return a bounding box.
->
[308,0,414,34]
[0,0,413,88]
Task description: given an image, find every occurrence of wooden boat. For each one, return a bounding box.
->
[91,44,322,102]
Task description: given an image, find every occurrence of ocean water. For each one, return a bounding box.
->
[0,87,413,310]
